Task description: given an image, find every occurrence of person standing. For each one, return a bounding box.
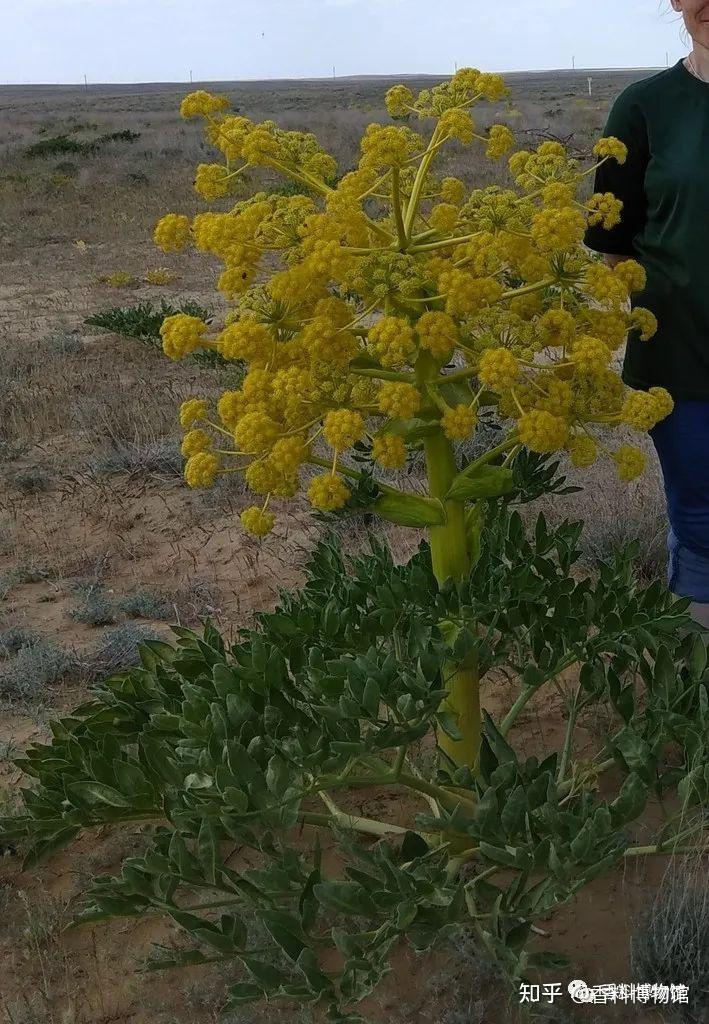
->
[583,1,709,626]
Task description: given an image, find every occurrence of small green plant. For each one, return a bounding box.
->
[117,590,173,620]
[84,299,233,367]
[0,637,69,699]
[25,129,141,159]
[78,622,159,682]
[0,564,50,600]
[43,329,85,355]
[85,299,212,341]
[0,627,43,657]
[25,135,87,158]
[68,582,116,627]
[100,271,138,288]
[7,468,52,493]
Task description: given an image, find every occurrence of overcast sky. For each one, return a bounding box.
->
[4,0,688,85]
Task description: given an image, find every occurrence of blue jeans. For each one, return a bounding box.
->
[649,400,709,602]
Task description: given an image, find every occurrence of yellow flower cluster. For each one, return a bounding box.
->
[308,474,351,511]
[180,90,230,118]
[478,348,520,390]
[621,387,674,430]
[160,314,208,360]
[240,506,275,536]
[372,434,407,468]
[154,214,191,253]
[368,317,417,368]
[151,75,670,537]
[586,192,623,230]
[614,445,646,481]
[378,382,422,419]
[323,409,365,450]
[442,404,478,440]
[195,164,233,201]
[416,311,458,360]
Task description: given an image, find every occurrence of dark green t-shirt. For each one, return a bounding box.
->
[583,60,709,400]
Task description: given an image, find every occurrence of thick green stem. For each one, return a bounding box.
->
[391,168,408,249]
[557,685,582,784]
[416,351,480,769]
[403,125,443,240]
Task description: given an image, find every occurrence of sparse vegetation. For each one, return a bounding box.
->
[630,855,709,1024]
[67,581,116,626]
[25,128,141,159]
[77,622,159,681]
[0,637,69,699]
[86,438,183,478]
[117,589,173,620]
[6,467,53,493]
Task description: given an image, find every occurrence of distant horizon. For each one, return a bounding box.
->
[5,0,686,87]
[1,63,674,90]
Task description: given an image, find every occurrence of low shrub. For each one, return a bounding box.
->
[25,129,141,160]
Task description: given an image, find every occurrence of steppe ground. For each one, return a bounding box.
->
[0,68,676,1024]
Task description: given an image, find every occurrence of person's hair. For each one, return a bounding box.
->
[662,1,690,46]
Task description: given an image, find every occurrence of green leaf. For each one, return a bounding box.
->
[436,710,463,741]
[612,727,653,779]
[381,416,441,440]
[500,788,527,838]
[482,711,517,766]
[68,782,130,808]
[372,491,445,528]
[687,633,708,681]
[170,911,235,955]
[261,910,307,962]
[239,956,292,990]
[445,465,515,502]
[23,826,80,869]
[313,881,376,917]
[361,679,380,717]
[400,831,429,860]
[609,772,647,826]
[184,772,214,791]
[266,755,290,796]
[197,820,218,885]
[227,982,264,1005]
[478,842,524,870]
[569,818,596,863]
[395,900,418,930]
[113,759,151,796]
[505,920,532,953]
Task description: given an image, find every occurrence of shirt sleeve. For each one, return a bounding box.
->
[583,87,650,256]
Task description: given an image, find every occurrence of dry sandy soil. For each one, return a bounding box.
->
[0,68,687,1024]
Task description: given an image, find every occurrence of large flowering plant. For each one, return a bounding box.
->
[4,71,708,1022]
[153,69,669,767]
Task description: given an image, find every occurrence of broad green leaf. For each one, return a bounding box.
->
[261,910,307,962]
[609,772,647,826]
[313,881,376,917]
[68,782,130,808]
